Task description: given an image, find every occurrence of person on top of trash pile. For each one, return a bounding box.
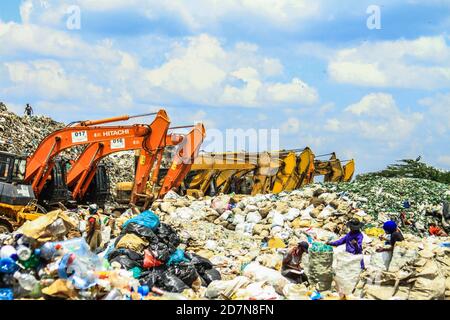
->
[281,241,309,284]
[85,204,102,252]
[376,220,404,252]
[24,103,33,116]
[327,219,365,269]
[428,222,448,237]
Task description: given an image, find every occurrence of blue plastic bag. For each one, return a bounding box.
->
[0,258,18,274]
[123,210,160,230]
[167,249,189,266]
[0,288,14,300]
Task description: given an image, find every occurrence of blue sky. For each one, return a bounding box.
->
[0,0,449,174]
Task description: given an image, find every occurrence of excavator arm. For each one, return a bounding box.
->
[66,110,171,200]
[158,123,206,198]
[25,112,162,196]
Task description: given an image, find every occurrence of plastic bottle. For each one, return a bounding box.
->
[0,258,18,274]
[40,243,58,261]
[137,285,149,297]
[0,245,17,260]
[14,271,38,291]
[0,288,14,300]
[17,245,32,261]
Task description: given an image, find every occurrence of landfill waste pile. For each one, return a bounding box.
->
[0,207,221,300]
[358,158,450,185]
[325,177,450,236]
[1,182,449,300]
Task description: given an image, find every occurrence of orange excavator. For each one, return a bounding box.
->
[65,110,171,203]
[129,123,206,207]
[24,111,166,205]
[66,122,205,209]
[0,111,167,232]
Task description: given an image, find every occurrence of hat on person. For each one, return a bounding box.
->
[297,241,309,253]
[383,220,397,234]
[346,219,364,231]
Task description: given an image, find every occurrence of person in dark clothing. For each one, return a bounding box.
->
[327,219,364,254]
[25,103,33,116]
[377,220,404,252]
[328,219,365,269]
[281,241,309,284]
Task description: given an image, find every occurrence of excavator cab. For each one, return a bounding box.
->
[0,151,35,206]
[81,164,110,207]
[39,158,76,209]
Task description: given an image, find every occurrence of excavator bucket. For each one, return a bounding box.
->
[343,159,355,182]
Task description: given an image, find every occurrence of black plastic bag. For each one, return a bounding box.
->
[201,268,221,285]
[185,252,213,275]
[109,255,142,270]
[168,262,200,287]
[155,223,181,248]
[122,222,159,243]
[108,248,143,262]
[139,267,166,287]
[149,242,174,262]
[156,272,189,293]
[108,248,143,270]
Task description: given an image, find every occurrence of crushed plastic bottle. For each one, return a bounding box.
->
[14,271,38,291]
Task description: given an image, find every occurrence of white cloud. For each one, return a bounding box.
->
[324,93,423,147]
[345,93,396,116]
[281,117,301,134]
[3,60,104,101]
[438,155,450,167]
[419,93,450,135]
[144,34,318,107]
[21,0,322,30]
[328,36,450,90]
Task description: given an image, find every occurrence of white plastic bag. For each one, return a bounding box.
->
[284,208,300,221]
[242,262,289,289]
[300,205,314,220]
[246,211,262,224]
[271,210,285,227]
[333,252,362,296]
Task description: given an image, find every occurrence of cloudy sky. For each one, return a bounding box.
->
[0,0,449,174]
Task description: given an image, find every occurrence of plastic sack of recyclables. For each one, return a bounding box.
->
[42,238,103,270]
[50,238,104,290]
[122,210,160,230]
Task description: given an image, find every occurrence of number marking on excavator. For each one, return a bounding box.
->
[71,131,88,143]
[111,138,126,149]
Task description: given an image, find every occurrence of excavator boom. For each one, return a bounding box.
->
[158,123,206,198]
[66,110,171,200]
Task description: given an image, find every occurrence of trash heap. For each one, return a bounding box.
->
[326,177,450,235]
[152,187,370,243]
[148,185,450,300]
[0,208,221,300]
[106,209,221,296]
